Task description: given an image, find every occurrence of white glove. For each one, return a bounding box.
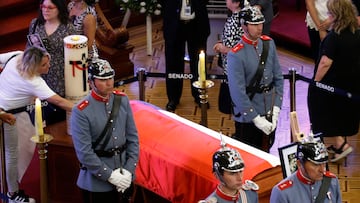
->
[252,115,273,135]
[108,168,132,192]
[271,106,281,132]
[116,169,132,192]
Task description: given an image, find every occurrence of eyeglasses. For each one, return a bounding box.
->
[40,4,57,10]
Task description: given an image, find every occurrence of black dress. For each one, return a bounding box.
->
[308,28,360,137]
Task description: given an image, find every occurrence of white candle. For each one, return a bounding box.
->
[198,50,206,85]
[35,98,44,138]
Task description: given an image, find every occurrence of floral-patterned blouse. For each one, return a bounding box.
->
[27,19,76,97]
[221,11,244,76]
[68,1,98,59]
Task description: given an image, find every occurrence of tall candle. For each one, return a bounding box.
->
[198,50,206,85]
[35,98,44,138]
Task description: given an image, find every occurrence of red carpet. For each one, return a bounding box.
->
[270,0,311,54]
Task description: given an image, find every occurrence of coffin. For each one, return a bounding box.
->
[45,101,283,203]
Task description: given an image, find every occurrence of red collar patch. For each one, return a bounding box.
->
[215,186,239,201]
[77,100,89,111]
[278,180,293,191]
[113,90,126,96]
[260,35,271,41]
[91,90,109,102]
[231,43,244,53]
[297,170,315,185]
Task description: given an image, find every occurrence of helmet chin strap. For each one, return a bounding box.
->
[299,160,312,181]
[89,80,100,94]
[215,168,226,185]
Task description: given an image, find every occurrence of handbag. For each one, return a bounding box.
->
[27,19,46,49]
[218,80,232,114]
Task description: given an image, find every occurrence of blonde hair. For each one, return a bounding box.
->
[17,46,50,79]
[327,0,359,34]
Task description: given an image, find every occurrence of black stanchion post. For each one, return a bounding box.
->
[289,68,297,112]
[288,68,298,142]
[136,68,146,101]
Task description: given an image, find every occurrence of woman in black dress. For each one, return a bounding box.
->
[307,0,360,162]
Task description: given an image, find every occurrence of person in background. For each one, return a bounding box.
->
[351,0,360,25]
[249,0,273,35]
[213,0,245,69]
[305,0,332,63]
[27,0,76,124]
[227,6,284,152]
[0,59,17,126]
[270,139,342,203]
[213,0,244,114]
[200,146,259,203]
[160,0,210,112]
[70,58,139,203]
[307,0,360,162]
[0,46,74,203]
[68,0,99,59]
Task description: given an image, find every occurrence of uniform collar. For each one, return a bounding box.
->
[296,170,315,185]
[91,90,109,102]
[215,185,239,201]
[242,35,258,47]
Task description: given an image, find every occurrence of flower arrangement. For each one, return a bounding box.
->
[116,0,162,16]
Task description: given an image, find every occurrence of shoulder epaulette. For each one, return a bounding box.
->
[260,35,272,41]
[242,180,259,191]
[324,171,337,178]
[277,180,293,191]
[77,100,89,111]
[231,43,244,53]
[113,90,126,96]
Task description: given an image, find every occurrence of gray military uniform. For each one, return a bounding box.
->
[227,35,284,123]
[270,170,342,203]
[70,90,139,192]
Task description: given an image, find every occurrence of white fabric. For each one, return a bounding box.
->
[252,115,272,135]
[271,106,281,131]
[16,112,36,182]
[180,0,195,20]
[0,52,55,110]
[305,0,329,30]
[108,168,132,192]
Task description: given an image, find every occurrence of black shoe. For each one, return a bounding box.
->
[166,101,177,112]
[195,99,210,109]
[7,190,35,203]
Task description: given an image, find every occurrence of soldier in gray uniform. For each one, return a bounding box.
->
[270,139,342,203]
[200,146,259,203]
[70,58,139,203]
[227,6,284,152]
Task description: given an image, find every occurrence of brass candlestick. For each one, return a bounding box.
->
[31,134,53,203]
[193,80,214,127]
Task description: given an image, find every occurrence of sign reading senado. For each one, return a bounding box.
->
[315,81,335,92]
[167,73,193,79]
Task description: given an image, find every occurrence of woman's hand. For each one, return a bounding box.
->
[0,111,16,125]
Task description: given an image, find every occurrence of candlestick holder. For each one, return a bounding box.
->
[31,134,53,203]
[192,80,214,127]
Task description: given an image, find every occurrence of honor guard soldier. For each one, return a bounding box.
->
[70,58,139,203]
[270,139,342,203]
[227,6,284,152]
[201,147,259,203]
